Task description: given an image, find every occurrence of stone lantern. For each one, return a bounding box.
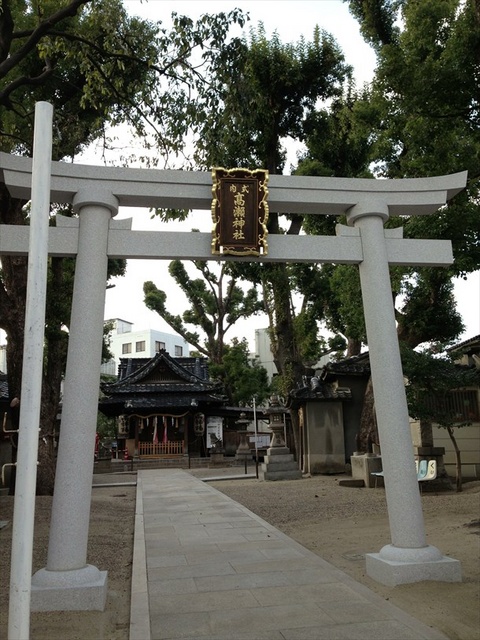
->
[265,395,288,451]
[260,396,302,481]
[235,412,252,462]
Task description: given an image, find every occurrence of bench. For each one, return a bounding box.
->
[416,459,437,481]
[371,459,437,489]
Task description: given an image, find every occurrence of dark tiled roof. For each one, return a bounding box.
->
[99,350,226,417]
[104,351,221,395]
[117,354,210,381]
[320,353,371,380]
[447,335,480,353]
[100,393,225,411]
[287,376,352,407]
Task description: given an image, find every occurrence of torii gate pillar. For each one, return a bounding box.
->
[346,202,461,586]
[31,187,118,610]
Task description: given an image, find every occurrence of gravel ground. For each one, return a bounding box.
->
[1,467,479,640]
[0,483,136,640]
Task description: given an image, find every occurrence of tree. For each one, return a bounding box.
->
[143,260,264,366]
[209,338,271,407]
[347,0,479,273]
[340,0,480,450]
[181,25,351,453]
[401,343,479,492]
[0,1,246,492]
[294,85,377,358]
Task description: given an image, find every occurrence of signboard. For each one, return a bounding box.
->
[211,167,269,256]
[206,416,223,448]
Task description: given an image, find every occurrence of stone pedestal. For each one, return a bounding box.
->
[260,396,302,481]
[31,565,107,611]
[366,545,461,587]
[260,446,302,481]
[235,431,251,461]
[351,453,383,488]
[209,451,225,466]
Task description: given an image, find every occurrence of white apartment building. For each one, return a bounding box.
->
[254,328,277,382]
[101,318,190,376]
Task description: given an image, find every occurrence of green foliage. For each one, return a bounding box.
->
[209,338,271,406]
[186,23,354,397]
[102,319,115,363]
[0,1,246,492]
[298,83,375,184]
[350,0,480,275]
[396,269,464,347]
[401,343,479,428]
[144,261,264,364]
[348,0,402,49]
[305,0,480,353]
[96,411,117,440]
[193,23,350,173]
[0,1,247,161]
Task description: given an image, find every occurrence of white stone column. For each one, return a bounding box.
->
[31,187,118,610]
[347,201,461,586]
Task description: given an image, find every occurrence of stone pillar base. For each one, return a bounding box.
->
[366,544,461,587]
[209,451,225,466]
[260,448,302,481]
[31,564,108,611]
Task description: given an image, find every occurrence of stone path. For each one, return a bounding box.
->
[130,469,448,640]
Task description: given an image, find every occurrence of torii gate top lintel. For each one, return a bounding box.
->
[0,151,467,218]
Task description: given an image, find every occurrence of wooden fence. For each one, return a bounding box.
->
[139,441,184,457]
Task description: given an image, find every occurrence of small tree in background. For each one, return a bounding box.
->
[209,338,271,407]
[402,344,479,492]
[144,261,264,366]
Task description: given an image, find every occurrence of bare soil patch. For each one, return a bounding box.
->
[1,470,479,640]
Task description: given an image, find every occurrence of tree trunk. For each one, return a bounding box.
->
[447,425,462,493]
[289,408,301,466]
[1,189,68,495]
[346,337,362,358]
[261,260,305,463]
[357,377,378,452]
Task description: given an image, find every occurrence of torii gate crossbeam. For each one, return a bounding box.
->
[0,106,465,624]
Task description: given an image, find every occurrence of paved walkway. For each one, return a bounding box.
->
[130,469,448,640]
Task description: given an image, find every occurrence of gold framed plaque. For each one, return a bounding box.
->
[211,167,269,256]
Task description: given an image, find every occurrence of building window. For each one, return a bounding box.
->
[122,343,132,354]
[175,345,183,357]
[155,341,165,352]
[136,341,146,352]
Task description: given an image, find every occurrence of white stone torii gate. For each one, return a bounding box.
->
[0,110,466,618]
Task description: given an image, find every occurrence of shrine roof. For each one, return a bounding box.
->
[99,392,225,413]
[447,334,480,354]
[103,350,221,394]
[287,377,352,407]
[320,353,371,379]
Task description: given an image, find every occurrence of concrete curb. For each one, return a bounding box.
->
[129,474,151,640]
